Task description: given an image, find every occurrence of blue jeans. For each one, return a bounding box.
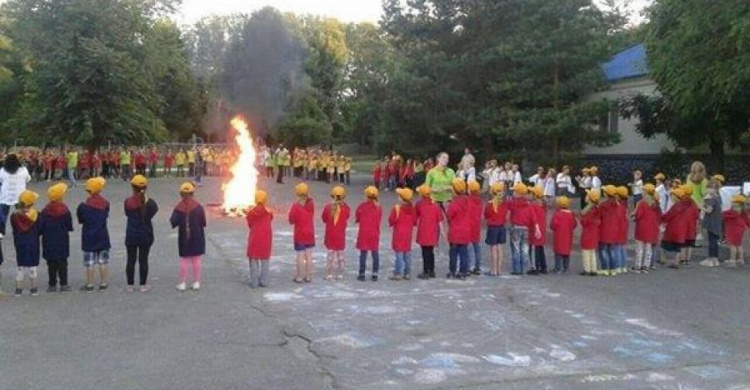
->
[708,232,720,258]
[359,250,380,275]
[633,194,643,208]
[618,245,627,269]
[510,227,529,274]
[599,243,617,271]
[449,244,470,275]
[394,251,412,276]
[470,242,482,270]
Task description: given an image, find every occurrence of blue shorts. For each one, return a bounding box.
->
[83,250,110,267]
[294,243,314,252]
[485,226,507,245]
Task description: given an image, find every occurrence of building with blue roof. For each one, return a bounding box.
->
[584,44,675,157]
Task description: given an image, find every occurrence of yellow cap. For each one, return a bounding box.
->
[396,188,414,202]
[513,183,528,196]
[712,174,726,183]
[468,180,481,193]
[330,185,346,199]
[531,186,544,199]
[18,190,39,207]
[180,182,196,194]
[417,185,431,197]
[295,183,309,197]
[654,173,666,181]
[617,186,629,198]
[671,187,687,199]
[255,190,268,205]
[681,185,693,196]
[130,175,148,188]
[85,177,106,194]
[590,166,599,174]
[452,178,467,193]
[47,183,68,202]
[586,189,601,204]
[732,194,747,204]
[490,182,505,195]
[643,183,656,194]
[364,186,379,199]
[557,196,571,208]
[603,185,617,197]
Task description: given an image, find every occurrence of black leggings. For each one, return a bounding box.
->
[421,246,435,274]
[47,260,69,287]
[126,245,151,286]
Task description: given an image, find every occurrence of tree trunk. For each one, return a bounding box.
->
[708,134,725,174]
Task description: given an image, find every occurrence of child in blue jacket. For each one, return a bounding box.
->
[39,183,74,293]
[77,177,111,292]
[12,190,41,296]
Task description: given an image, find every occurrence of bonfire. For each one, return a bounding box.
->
[222,116,259,217]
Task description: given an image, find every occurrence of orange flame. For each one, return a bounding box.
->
[222,116,259,215]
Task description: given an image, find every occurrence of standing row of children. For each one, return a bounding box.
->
[4,175,208,297]
[245,172,749,286]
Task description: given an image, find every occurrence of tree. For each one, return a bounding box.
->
[379,0,625,160]
[626,0,750,170]
[2,0,184,150]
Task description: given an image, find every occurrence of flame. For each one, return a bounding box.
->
[222,116,259,216]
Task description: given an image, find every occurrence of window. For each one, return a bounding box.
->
[598,109,620,133]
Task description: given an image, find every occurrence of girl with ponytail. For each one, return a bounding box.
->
[322,186,350,281]
[124,175,159,292]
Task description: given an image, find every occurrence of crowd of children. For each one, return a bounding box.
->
[2,158,749,296]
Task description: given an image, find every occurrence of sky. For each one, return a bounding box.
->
[178,0,652,24]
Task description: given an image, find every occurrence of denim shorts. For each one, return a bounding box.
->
[83,250,110,267]
[294,243,314,252]
[485,226,507,245]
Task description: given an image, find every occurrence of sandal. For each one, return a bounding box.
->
[293,278,304,284]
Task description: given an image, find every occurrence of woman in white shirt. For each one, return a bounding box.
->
[590,166,602,194]
[544,168,557,205]
[556,165,573,196]
[0,154,32,237]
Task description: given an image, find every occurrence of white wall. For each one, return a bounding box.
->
[584,77,676,156]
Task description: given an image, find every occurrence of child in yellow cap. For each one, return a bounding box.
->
[170,182,206,291]
[12,190,41,296]
[722,195,749,267]
[289,183,315,283]
[39,183,73,293]
[416,185,444,279]
[355,186,383,281]
[484,183,507,276]
[389,188,416,280]
[124,175,159,292]
[467,180,484,275]
[323,186,350,281]
[246,190,274,288]
[77,177,111,291]
[550,196,577,273]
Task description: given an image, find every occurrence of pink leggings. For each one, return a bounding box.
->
[179,256,202,283]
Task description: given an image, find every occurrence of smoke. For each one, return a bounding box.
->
[219,7,308,139]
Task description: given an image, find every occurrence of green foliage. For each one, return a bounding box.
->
[629,0,750,170]
[1,0,200,148]
[275,94,332,147]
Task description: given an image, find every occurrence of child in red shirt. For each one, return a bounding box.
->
[289,183,315,283]
[356,186,383,281]
[633,184,661,273]
[164,151,174,177]
[246,190,273,288]
[416,185,443,279]
[723,195,748,266]
[389,188,416,280]
[598,185,621,275]
[506,183,541,275]
[322,186,350,281]
[661,188,692,269]
[467,181,484,275]
[447,179,472,279]
[551,196,577,273]
[615,186,630,273]
[580,190,601,276]
[484,183,507,276]
[529,186,548,275]
[680,186,700,266]
[373,162,382,190]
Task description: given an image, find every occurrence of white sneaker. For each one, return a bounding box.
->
[191,282,200,290]
[712,259,721,267]
[175,283,186,291]
[0,233,4,239]
[699,259,714,267]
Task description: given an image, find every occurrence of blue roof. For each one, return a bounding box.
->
[602,44,649,83]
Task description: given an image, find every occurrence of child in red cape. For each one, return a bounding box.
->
[723,195,749,266]
[246,190,273,288]
[356,186,383,281]
[289,183,315,283]
[551,196,577,273]
[484,183,507,276]
[416,185,443,279]
[633,184,661,273]
[322,186,350,281]
[579,190,601,276]
[529,186,548,275]
[467,180,484,275]
[389,188,416,280]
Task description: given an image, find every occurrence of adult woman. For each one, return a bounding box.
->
[685,161,708,208]
[0,154,31,237]
[425,152,456,208]
[556,165,573,197]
